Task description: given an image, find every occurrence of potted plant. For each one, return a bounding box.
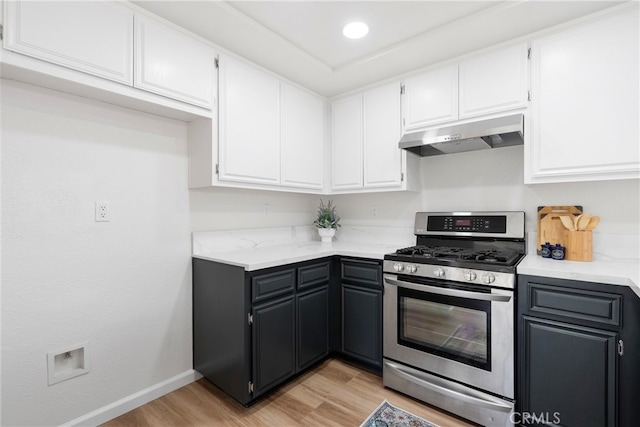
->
[313,199,341,243]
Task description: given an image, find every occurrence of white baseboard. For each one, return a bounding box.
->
[60,369,203,427]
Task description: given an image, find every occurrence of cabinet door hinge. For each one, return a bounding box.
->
[0,25,4,41]
[248,381,254,394]
[401,172,405,182]
[214,56,219,69]
[527,48,531,60]
[527,90,531,102]
[215,164,219,175]
[400,84,405,95]
[618,339,624,356]
[247,313,253,325]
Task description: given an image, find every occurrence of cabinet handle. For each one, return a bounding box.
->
[618,339,624,356]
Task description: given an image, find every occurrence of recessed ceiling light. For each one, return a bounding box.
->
[343,22,369,39]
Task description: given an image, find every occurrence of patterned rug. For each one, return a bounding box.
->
[360,400,440,427]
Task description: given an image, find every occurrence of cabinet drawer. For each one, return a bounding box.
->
[298,262,330,290]
[526,282,622,327]
[341,259,381,289]
[251,270,295,303]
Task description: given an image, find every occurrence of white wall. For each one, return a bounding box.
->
[1,80,193,426]
[333,146,640,236]
[190,186,317,232]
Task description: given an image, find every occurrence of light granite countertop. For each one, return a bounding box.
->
[193,240,399,271]
[192,226,639,298]
[192,225,415,271]
[517,232,639,298]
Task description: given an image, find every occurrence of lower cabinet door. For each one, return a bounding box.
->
[297,286,329,370]
[252,296,295,397]
[342,284,382,368]
[520,316,618,427]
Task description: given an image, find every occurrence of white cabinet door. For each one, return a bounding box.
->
[364,82,403,188]
[219,55,280,185]
[3,0,133,84]
[134,15,216,108]
[332,94,363,190]
[280,83,324,189]
[528,8,639,183]
[402,65,458,130]
[459,43,528,119]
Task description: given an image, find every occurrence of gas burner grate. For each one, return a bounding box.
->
[395,246,521,266]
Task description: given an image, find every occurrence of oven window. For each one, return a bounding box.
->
[398,287,491,370]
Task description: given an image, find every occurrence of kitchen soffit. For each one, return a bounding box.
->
[132,0,625,98]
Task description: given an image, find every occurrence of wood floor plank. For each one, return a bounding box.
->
[102,358,474,427]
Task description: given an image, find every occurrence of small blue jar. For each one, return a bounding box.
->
[551,244,565,260]
[540,242,552,258]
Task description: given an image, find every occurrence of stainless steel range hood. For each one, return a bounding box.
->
[399,114,524,157]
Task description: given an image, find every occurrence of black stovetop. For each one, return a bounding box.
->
[384,236,526,273]
[393,245,521,266]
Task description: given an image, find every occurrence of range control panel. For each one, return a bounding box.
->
[426,215,507,233]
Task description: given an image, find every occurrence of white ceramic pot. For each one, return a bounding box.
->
[317,227,336,243]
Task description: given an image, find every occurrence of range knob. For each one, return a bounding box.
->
[406,264,418,274]
[433,267,445,278]
[463,270,477,281]
[393,263,405,272]
[481,273,496,284]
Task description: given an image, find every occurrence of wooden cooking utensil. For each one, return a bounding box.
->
[586,216,600,230]
[577,214,592,231]
[574,214,583,231]
[560,215,576,231]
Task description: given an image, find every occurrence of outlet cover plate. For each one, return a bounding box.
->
[95,201,110,222]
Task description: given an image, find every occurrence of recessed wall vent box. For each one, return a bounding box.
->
[47,342,90,385]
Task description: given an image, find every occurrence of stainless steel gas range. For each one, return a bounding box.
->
[382,211,526,427]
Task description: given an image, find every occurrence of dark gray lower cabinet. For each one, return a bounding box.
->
[252,296,296,397]
[341,258,383,369]
[520,316,617,426]
[518,275,640,427]
[193,257,331,405]
[297,287,329,370]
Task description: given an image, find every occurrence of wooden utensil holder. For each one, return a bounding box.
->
[564,230,593,261]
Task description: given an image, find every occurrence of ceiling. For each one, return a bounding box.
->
[133,0,626,98]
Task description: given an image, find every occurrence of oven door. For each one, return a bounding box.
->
[383,274,514,399]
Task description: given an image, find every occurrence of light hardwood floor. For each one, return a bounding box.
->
[103,358,475,427]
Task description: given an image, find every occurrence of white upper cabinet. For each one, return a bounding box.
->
[218,55,281,185]
[280,83,324,189]
[3,1,134,84]
[331,83,419,193]
[459,43,529,119]
[134,15,216,109]
[191,55,326,193]
[364,82,403,188]
[332,94,363,190]
[402,44,529,131]
[527,7,639,183]
[402,65,458,131]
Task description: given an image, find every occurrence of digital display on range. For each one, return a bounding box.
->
[427,215,507,233]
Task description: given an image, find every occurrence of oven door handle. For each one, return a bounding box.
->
[384,277,512,302]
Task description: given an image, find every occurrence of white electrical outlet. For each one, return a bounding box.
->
[263,204,270,216]
[371,206,378,218]
[95,201,110,222]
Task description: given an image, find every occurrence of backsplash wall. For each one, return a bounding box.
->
[333,146,640,237]
[190,187,318,232]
